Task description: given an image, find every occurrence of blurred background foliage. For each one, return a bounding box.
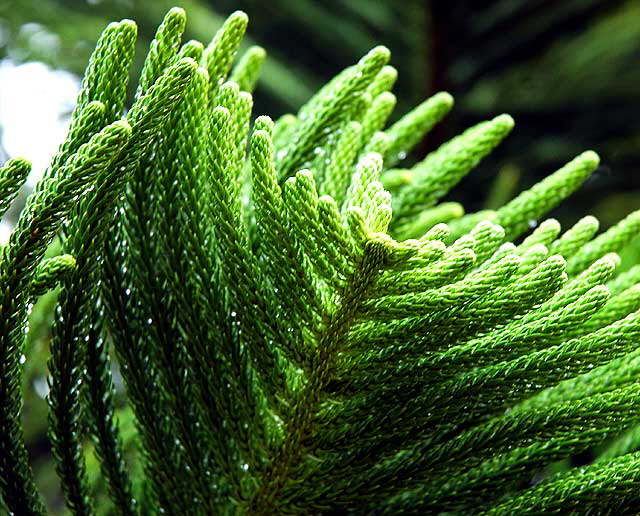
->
[1,0,640,513]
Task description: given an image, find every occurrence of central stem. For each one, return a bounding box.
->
[248,239,389,514]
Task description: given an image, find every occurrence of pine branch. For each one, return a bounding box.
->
[383,91,453,168]
[0,157,30,220]
[391,114,514,225]
[30,255,76,297]
[100,62,200,516]
[4,8,640,515]
[0,116,131,516]
[230,45,266,93]
[47,121,132,516]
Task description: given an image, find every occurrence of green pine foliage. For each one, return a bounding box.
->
[3,7,640,515]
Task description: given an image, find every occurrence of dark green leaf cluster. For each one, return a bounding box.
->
[2,7,640,515]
